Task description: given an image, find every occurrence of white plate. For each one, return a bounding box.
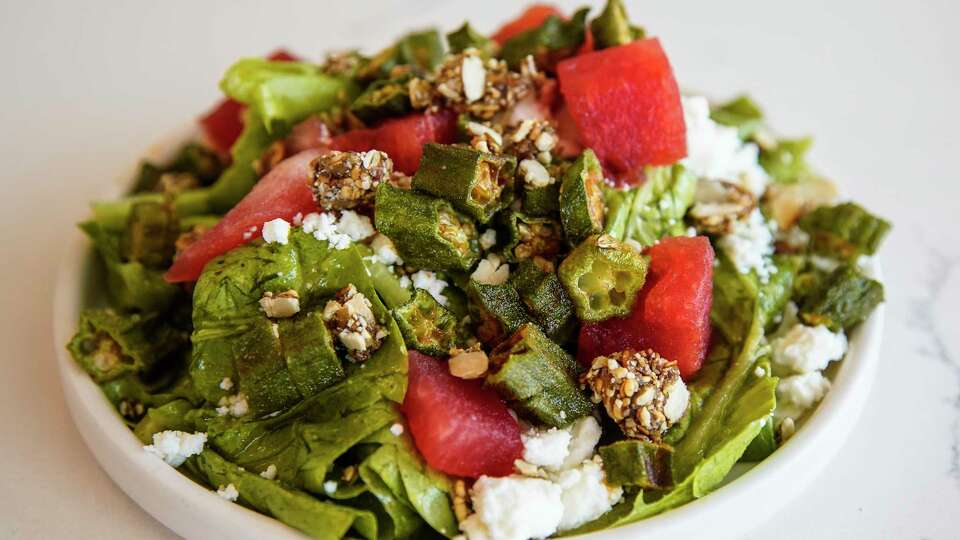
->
[53,127,885,540]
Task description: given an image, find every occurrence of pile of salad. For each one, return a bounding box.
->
[67,2,891,539]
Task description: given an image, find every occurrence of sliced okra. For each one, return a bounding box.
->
[120,201,179,269]
[374,183,480,272]
[500,211,564,263]
[522,182,561,216]
[559,149,605,245]
[412,144,517,224]
[509,260,577,343]
[393,289,459,356]
[590,0,645,50]
[558,234,648,322]
[800,264,884,332]
[350,74,414,123]
[466,280,531,346]
[487,323,592,427]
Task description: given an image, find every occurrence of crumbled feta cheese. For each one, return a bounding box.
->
[479,229,497,250]
[471,253,510,285]
[718,209,776,282]
[337,210,375,241]
[370,233,402,266]
[216,393,249,418]
[217,483,239,502]
[461,55,487,103]
[398,275,412,289]
[681,95,769,196]
[552,458,623,532]
[662,377,691,423]
[260,464,278,480]
[144,430,207,467]
[390,423,405,436]
[754,366,767,377]
[521,428,572,471]
[518,158,553,188]
[292,212,304,226]
[461,476,563,540]
[219,377,234,391]
[560,416,602,470]
[776,371,831,421]
[262,218,291,245]
[323,480,338,494]
[302,212,352,250]
[808,254,841,273]
[772,323,848,374]
[411,270,449,305]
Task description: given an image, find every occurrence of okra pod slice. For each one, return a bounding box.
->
[522,182,561,216]
[800,264,884,332]
[799,202,891,260]
[487,323,592,427]
[374,183,480,272]
[590,0,645,50]
[598,440,673,489]
[350,74,413,123]
[120,201,179,269]
[277,310,345,398]
[509,260,576,343]
[558,234,648,322]
[559,149,605,245]
[500,211,564,263]
[67,309,185,383]
[446,22,498,58]
[412,144,517,224]
[466,280,531,346]
[393,289,459,355]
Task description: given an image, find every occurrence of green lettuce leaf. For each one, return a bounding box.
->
[710,95,764,140]
[759,137,813,184]
[603,164,697,247]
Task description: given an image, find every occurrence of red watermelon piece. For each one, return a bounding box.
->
[164,149,321,283]
[578,236,714,379]
[557,38,686,182]
[491,4,563,45]
[331,110,457,175]
[402,351,523,478]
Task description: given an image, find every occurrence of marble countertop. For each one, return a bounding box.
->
[0,0,957,538]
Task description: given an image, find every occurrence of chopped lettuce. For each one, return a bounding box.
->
[499,8,590,70]
[759,137,813,184]
[603,165,697,247]
[710,95,764,140]
[799,202,892,260]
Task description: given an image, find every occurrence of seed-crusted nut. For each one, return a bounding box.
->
[514,220,563,261]
[322,284,386,362]
[448,343,489,379]
[503,119,558,163]
[311,150,393,211]
[466,121,504,154]
[581,349,690,442]
[259,289,301,318]
[427,51,534,120]
[689,179,757,235]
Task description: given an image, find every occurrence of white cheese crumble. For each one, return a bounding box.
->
[467,121,503,147]
[471,253,510,285]
[216,393,250,418]
[260,464,278,480]
[389,423,405,436]
[411,270,449,306]
[461,55,487,103]
[681,95,769,196]
[217,483,239,502]
[337,210,375,241]
[561,416,602,470]
[553,458,623,532]
[772,323,848,374]
[262,218,291,245]
[370,233,402,266]
[518,158,553,188]
[776,371,831,421]
[718,208,776,283]
[479,229,498,250]
[144,430,207,467]
[323,480,338,494]
[219,377,234,391]
[460,476,563,540]
[521,428,572,471]
[663,378,691,424]
[398,275,412,289]
[302,212,352,250]
[808,254,841,273]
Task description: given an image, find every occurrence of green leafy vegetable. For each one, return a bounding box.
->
[603,165,697,247]
[447,22,498,58]
[590,0,644,50]
[759,137,813,184]
[710,95,764,140]
[500,8,590,70]
[598,440,672,489]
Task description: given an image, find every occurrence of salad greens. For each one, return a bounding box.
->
[67,2,890,539]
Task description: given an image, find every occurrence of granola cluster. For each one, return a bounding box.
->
[323,284,387,362]
[689,179,758,235]
[259,289,301,319]
[581,349,690,442]
[311,150,393,211]
[503,119,557,164]
[514,221,563,261]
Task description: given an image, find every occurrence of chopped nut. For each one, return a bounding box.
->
[311,150,393,211]
[461,55,487,103]
[259,290,301,319]
[689,179,758,235]
[449,344,490,379]
[503,119,557,163]
[425,50,534,120]
[518,158,554,188]
[514,220,563,261]
[466,121,504,154]
[452,479,471,522]
[581,349,690,442]
[322,284,385,362]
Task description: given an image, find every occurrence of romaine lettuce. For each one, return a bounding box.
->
[603,165,697,247]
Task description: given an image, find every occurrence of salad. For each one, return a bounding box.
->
[67,2,891,539]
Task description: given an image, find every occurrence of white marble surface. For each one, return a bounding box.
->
[0,0,957,538]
